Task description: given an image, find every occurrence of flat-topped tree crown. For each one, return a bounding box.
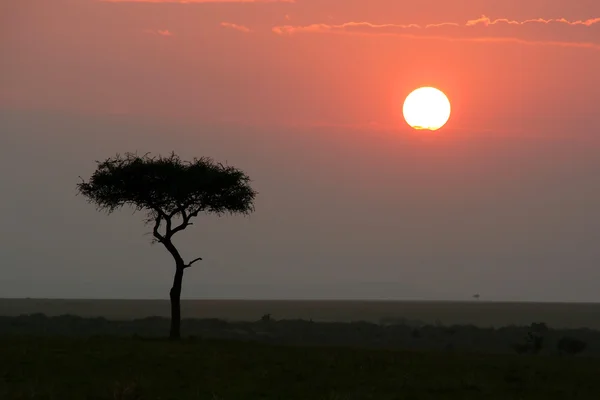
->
[77,152,257,339]
[77,152,256,238]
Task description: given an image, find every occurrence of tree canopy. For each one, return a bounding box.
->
[78,152,255,219]
[77,152,256,243]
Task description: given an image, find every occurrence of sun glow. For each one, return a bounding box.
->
[403,87,451,131]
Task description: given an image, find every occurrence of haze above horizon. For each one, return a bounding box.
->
[2,0,600,302]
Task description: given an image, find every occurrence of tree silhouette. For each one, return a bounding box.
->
[77,152,257,339]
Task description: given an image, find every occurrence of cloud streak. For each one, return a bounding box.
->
[464,16,600,27]
[221,22,252,33]
[272,15,600,51]
[273,15,600,34]
[143,29,174,36]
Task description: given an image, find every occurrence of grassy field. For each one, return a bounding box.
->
[4,298,600,329]
[1,336,599,400]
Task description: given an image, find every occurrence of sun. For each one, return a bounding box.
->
[403,87,451,131]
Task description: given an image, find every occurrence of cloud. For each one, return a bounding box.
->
[272,15,600,51]
[220,22,252,33]
[272,22,420,35]
[464,16,600,27]
[143,29,174,36]
[101,0,294,3]
[273,15,600,34]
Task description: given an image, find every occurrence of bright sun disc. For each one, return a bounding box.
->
[403,87,451,131]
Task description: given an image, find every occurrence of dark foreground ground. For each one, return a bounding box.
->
[2,335,600,400]
[1,315,598,399]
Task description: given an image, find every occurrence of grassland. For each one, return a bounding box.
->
[1,304,598,399]
[4,298,600,329]
[2,335,600,400]
[2,314,599,356]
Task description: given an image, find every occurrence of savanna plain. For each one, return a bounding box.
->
[2,299,600,399]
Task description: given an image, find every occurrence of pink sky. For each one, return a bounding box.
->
[1,0,600,301]
[3,0,600,132]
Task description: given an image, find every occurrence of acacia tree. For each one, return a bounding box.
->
[77,152,257,339]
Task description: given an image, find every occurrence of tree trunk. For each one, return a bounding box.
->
[169,265,185,340]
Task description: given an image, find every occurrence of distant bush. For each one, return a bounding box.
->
[260,313,272,323]
[512,323,546,355]
[531,322,549,335]
[557,336,587,356]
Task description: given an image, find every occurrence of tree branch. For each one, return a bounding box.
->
[181,208,189,221]
[189,208,201,219]
[162,211,172,233]
[167,221,188,239]
[168,206,181,219]
[166,206,195,239]
[184,257,203,269]
[161,238,185,267]
[164,204,193,240]
[152,216,165,243]
[151,206,173,239]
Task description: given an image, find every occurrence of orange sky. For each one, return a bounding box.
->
[2,0,600,301]
[3,0,600,133]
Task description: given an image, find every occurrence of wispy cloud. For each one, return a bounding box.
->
[272,22,419,35]
[464,16,600,27]
[273,15,600,35]
[220,22,252,33]
[272,15,600,51]
[143,29,174,36]
[101,0,294,3]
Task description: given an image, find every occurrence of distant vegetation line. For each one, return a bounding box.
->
[9,297,600,303]
[1,313,594,357]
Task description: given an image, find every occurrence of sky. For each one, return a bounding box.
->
[1,0,600,302]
